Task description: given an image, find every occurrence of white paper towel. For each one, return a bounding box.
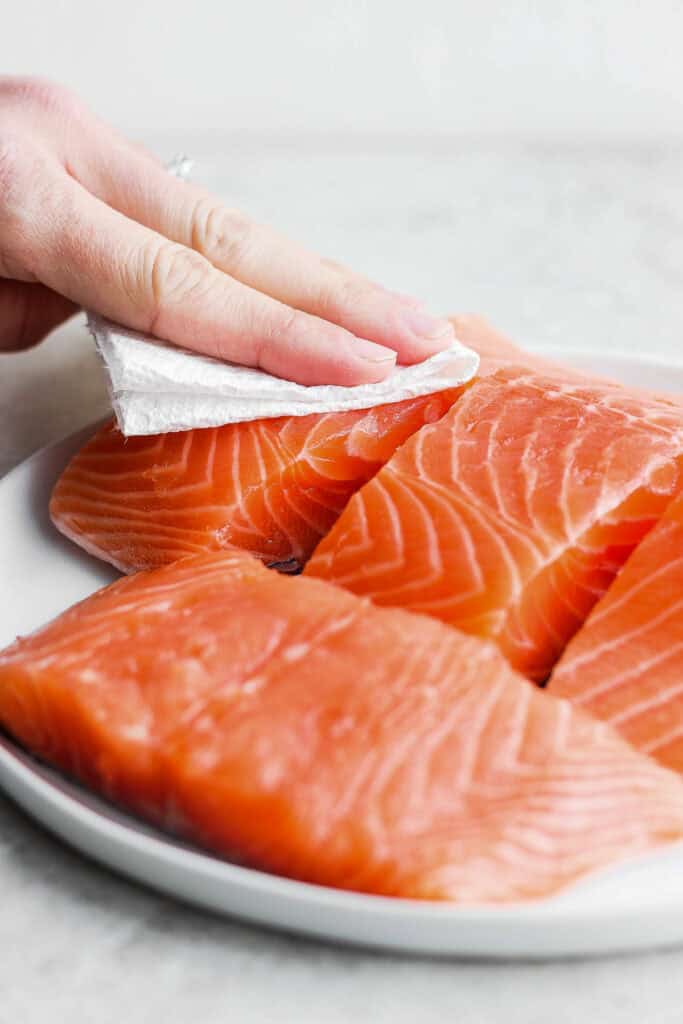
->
[90,315,479,436]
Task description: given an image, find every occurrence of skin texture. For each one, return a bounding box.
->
[0,76,455,383]
[2,548,683,903]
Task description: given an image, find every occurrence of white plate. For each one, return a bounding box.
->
[3,349,683,960]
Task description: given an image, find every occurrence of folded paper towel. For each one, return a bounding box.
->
[90,315,479,436]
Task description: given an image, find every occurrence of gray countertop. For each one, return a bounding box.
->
[2,145,683,1022]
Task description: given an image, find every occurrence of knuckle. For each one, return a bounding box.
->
[241,306,306,370]
[190,199,252,270]
[320,273,371,316]
[142,242,214,330]
[272,306,310,343]
[340,275,373,306]
[244,304,308,367]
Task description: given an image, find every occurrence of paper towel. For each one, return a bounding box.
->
[89,153,478,435]
[91,315,479,436]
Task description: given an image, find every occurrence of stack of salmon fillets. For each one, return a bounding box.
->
[3,315,683,903]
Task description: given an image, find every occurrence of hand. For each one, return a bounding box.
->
[0,77,456,385]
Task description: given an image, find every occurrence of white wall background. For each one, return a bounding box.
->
[2,0,683,146]
[4,0,683,472]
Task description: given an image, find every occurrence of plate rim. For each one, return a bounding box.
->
[4,729,683,960]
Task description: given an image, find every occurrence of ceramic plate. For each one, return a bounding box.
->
[2,348,683,959]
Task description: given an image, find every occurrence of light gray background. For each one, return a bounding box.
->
[3,0,683,143]
[2,2,683,1021]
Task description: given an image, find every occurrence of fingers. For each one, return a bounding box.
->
[0,81,448,382]
[68,138,456,364]
[7,162,398,385]
[0,280,76,351]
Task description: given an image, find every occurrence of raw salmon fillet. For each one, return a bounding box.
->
[306,368,683,680]
[450,315,591,381]
[451,314,683,407]
[2,549,683,902]
[49,389,463,574]
[549,489,683,773]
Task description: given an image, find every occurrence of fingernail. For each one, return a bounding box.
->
[353,337,398,364]
[399,310,455,344]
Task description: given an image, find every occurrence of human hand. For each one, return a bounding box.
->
[0,77,456,384]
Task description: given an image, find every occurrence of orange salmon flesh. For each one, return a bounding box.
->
[2,550,683,902]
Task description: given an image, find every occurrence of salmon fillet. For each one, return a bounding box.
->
[306,368,683,680]
[452,314,683,406]
[450,315,592,381]
[50,315,683,584]
[49,389,463,574]
[2,549,683,902]
[549,489,683,773]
